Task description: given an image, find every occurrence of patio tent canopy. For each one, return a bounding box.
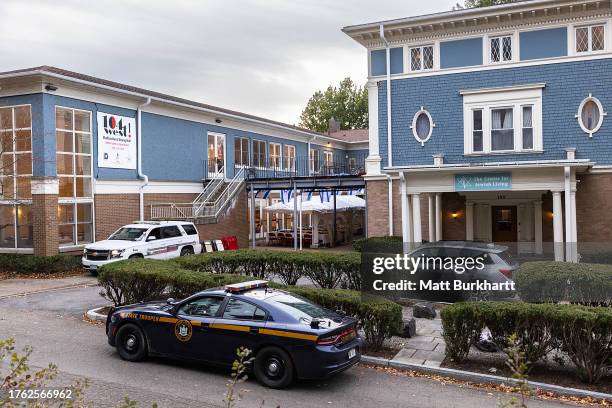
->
[264,195,365,213]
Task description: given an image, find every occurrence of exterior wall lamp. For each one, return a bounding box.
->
[45,84,58,92]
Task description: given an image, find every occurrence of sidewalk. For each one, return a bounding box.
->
[0,275,98,298]
[391,307,446,367]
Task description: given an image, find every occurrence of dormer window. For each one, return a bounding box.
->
[575,25,605,53]
[410,45,434,71]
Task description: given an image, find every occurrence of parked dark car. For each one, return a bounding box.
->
[105,281,362,388]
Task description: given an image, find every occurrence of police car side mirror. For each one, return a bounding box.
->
[166,298,175,304]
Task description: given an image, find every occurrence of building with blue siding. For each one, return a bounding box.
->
[344,0,612,262]
[0,66,367,255]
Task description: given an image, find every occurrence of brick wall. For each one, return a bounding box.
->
[366,179,392,237]
[576,173,612,243]
[94,189,249,249]
[442,192,466,240]
[32,194,59,256]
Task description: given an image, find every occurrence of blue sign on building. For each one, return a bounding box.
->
[454,172,512,191]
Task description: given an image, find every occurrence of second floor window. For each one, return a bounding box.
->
[283,145,295,170]
[576,25,605,53]
[309,149,319,173]
[234,137,249,166]
[410,45,434,71]
[252,140,265,167]
[270,143,281,168]
[490,35,512,63]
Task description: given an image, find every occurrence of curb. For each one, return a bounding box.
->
[361,355,612,401]
[85,307,108,322]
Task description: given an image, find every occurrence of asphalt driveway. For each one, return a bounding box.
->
[0,284,578,408]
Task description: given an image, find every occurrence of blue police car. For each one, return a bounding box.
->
[106,280,362,388]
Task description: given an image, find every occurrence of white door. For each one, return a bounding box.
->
[207,132,225,178]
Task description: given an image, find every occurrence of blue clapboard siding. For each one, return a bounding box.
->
[371,47,404,76]
[378,58,612,167]
[520,28,568,60]
[440,37,483,69]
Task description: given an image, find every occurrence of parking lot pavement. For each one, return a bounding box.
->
[0,275,98,298]
[0,286,576,408]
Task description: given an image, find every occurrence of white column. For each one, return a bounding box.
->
[552,191,564,261]
[400,173,412,252]
[428,194,435,243]
[570,189,578,262]
[365,81,381,176]
[311,213,319,248]
[466,201,474,241]
[435,193,442,241]
[411,194,422,245]
[533,200,543,255]
[563,167,575,262]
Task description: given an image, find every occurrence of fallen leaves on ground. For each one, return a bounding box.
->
[361,364,611,407]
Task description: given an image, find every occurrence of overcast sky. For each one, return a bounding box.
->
[0,0,454,125]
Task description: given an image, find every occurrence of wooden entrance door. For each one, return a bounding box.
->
[491,206,517,242]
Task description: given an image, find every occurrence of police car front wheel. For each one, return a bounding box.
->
[254,346,294,389]
[116,323,148,362]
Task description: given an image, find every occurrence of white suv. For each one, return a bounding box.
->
[82,221,202,272]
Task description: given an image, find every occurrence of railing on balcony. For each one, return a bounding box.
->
[242,154,366,180]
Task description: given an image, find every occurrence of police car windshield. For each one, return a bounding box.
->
[268,293,333,321]
[109,227,147,241]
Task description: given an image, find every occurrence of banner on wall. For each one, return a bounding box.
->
[97,112,137,169]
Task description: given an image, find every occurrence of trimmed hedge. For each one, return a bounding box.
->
[352,236,402,253]
[0,254,81,274]
[98,259,402,350]
[441,301,612,384]
[515,261,612,306]
[174,249,362,290]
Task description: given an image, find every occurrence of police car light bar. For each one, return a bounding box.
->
[225,280,269,293]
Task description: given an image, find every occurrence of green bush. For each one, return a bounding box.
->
[352,236,402,252]
[515,261,612,306]
[441,301,612,384]
[0,254,81,274]
[98,259,402,351]
[174,249,362,289]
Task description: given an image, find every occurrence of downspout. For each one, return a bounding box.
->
[380,24,392,168]
[386,174,393,236]
[137,97,152,221]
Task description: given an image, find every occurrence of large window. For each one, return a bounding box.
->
[309,149,320,174]
[463,87,542,155]
[490,35,513,63]
[575,25,605,53]
[0,105,32,249]
[410,45,434,71]
[252,140,265,167]
[270,143,281,169]
[234,137,249,166]
[283,145,295,170]
[56,107,93,246]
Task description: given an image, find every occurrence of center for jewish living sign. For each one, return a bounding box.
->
[454,172,512,191]
[97,112,137,169]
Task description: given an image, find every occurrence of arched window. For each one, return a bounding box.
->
[411,107,435,146]
[576,94,606,137]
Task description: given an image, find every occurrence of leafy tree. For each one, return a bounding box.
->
[299,78,368,133]
[454,0,515,9]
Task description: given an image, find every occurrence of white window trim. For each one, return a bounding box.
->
[463,86,543,155]
[55,106,95,247]
[575,93,607,137]
[571,22,608,56]
[410,107,435,146]
[309,148,319,174]
[323,150,333,166]
[269,142,281,169]
[283,144,296,170]
[486,33,517,65]
[234,136,250,167]
[408,44,435,72]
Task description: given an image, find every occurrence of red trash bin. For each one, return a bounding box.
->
[221,236,238,250]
